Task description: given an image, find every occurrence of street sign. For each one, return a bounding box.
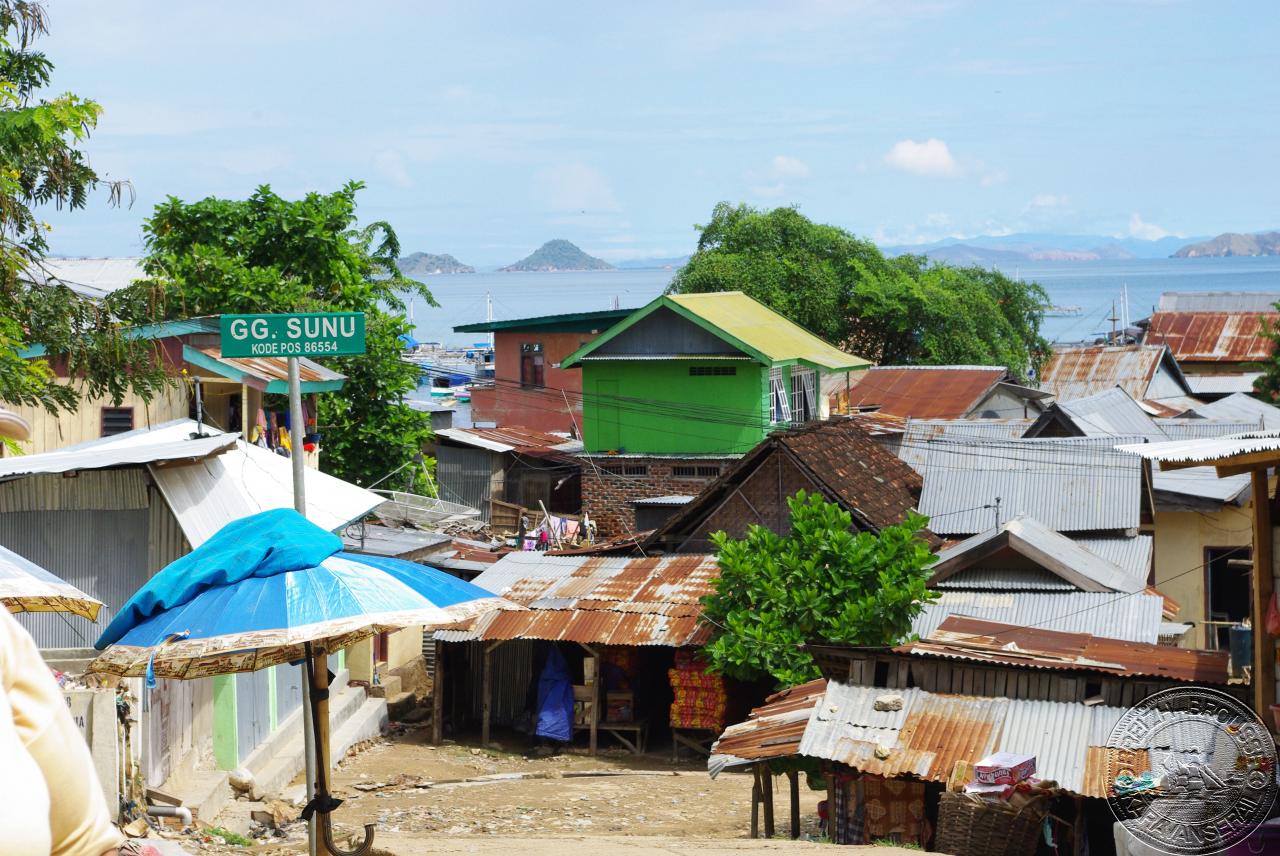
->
[219,312,366,358]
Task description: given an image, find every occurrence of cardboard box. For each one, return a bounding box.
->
[973,752,1036,785]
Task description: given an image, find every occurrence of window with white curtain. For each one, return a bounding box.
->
[769,366,791,423]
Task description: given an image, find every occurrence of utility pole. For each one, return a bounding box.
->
[1108,301,1120,345]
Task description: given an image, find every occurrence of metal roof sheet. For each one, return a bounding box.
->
[1115,431,1280,465]
[453,307,635,333]
[1151,466,1251,504]
[1047,388,1166,439]
[897,419,1033,474]
[1157,291,1280,314]
[0,432,236,479]
[900,616,1229,684]
[1146,311,1277,362]
[23,256,144,298]
[185,346,345,393]
[1184,373,1264,395]
[341,524,453,560]
[914,436,1144,535]
[911,589,1165,643]
[1190,393,1280,431]
[930,515,1144,593]
[631,495,694,506]
[707,679,829,776]
[1072,534,1152,579]
[1153,418,1262,440]
[797,682,1138,797]
[436,426,582,454]
[1137,395,1204,417]
[847,367,1008,419]
[439,552,718,646]
[934,568,1076,591]
[1040,344,1189,401]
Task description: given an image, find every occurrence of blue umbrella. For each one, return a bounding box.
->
[88,508,513,856]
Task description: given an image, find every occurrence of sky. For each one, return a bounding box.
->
[37,1,1280,266]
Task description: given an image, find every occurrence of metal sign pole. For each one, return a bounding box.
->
[289,355,319,856]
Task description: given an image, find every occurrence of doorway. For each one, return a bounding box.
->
[1205,546,1252,650]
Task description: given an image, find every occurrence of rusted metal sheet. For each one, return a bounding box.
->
[438,551,718,646]
[1146,311,1277,362]
[1040,344,1179,401]
[846,366,1006,419]
[896,616,1229,684]
[709,679,827,776]
[195,347,341,383]
[436,426,582,454]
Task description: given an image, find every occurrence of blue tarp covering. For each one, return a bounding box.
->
[535,646,573,743]
[97,509,341,648]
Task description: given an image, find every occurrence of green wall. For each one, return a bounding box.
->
[582,360,770,454]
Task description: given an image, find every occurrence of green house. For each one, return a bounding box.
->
[561,291,869,454]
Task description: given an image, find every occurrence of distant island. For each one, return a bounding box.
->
[881,232,1197,264]
[399,252,475,275]
[1173,231,1280,258]
[500,239,614,272]
[616,255,691,270]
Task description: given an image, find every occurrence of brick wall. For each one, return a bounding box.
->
[580,456,739,539]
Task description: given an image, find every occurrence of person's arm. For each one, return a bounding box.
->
[2,610,123,856]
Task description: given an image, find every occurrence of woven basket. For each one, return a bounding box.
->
[934,790,1048,856]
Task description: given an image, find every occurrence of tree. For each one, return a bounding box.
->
[137,182,436,489]
[1254,315,1280,404]
[670,203,1050,380]
[0,1,168,414]
[700,491,937,688]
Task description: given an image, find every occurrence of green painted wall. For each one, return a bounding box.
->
[212,674,238,771]
[582,360,771,454]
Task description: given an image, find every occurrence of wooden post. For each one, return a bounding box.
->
[761,765,775,839]
[825,765,836,842]
[788,769,801,840]
[431,640,444,746]
[311,651,331,856]
[481,643,493,748]
[590,650,600,756]
[1252,468,1276,726]
[750,768,762,839]
[240,383,249,438]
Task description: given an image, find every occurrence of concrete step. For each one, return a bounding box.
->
[368,673,402,699]
[331,695,389,763]
[163,768,229,823]
[385,690,416,721]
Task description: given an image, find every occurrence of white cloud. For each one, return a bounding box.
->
[534,163,620,212]
[883,138,958,176]
[746,154,811,198]
[371,150,413,189]
[1128,213,1175,240]
[768,154,811,179]
[1028,193,1068,211]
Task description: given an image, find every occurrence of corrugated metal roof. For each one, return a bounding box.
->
[1184,373,1264,395]
[847,366,1008,419]
[1190,393,1280,430]
[1115,431,1280,465]
[631,495,694,506]
[341,524,453,560]
[1152,467,1251,504]
[1153,418,1262,440]
[185,346,345,393]
[1040,344,1189,401]
[1157,291,1280,314]
[1137,395,1203,417]
[897,419,1033,474]
[1046,388,1166,439]
[934,568,1077,591]
[0,432,236,479]
[708,679,828,776]
[930,515,1144,593]
[438,552,718,646]
[901,616,1229,684]
[915,436,1144,535]
[797,681,1140,797]
[911,589,1165,643]
[23,256,144,298]
[1073,534,1152,579]
[1146,311,1277,362]
[436,426,582,454]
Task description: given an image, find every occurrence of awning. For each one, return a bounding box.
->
[182,345,345,394]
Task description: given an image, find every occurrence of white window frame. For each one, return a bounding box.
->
[769,366,791,424]
[790,367,816,424]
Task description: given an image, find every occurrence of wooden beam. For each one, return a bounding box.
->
[481,644,492,748]
[762,765,775,838]
[431,640,444,746]
[1252,469,1276,728]
[788,769,801,840]
[750,769,761,839]
[825,765,836,842]
[1217,459,1280,477]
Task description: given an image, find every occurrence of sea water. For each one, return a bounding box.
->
[401,256,1280,348]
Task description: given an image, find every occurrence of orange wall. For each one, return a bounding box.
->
[470,330,595,433]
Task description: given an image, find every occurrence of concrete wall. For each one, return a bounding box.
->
[65,689,122,817]
[1151,503,1253,647]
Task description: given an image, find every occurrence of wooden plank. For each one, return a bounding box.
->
[750,768,761,839]
[762,766,775,838]
[432,640,445,745]
[481,645,492,748]
[1252,468,1276,728]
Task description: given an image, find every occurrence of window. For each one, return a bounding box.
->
[689,365,736,376]
[101,407,134,436]
[790,368,817,424]
[672,464,722,479]
[600,464,648,477]
[769,367,791,424]
[520,342,545,388]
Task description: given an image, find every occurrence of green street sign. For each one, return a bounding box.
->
[220,312,366,358]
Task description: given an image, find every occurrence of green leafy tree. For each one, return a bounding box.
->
[137,182,436,489]
[671,203,1050,380]
[0,1,168,413]
[700,491,937,688]
[1253,314,1280,404]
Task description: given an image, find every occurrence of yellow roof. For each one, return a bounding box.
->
[667,291,868,372]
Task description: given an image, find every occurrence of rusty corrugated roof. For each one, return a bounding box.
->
[1039,344,1194,402]
[896,616,1229,684]
[435,552,717,646]
[846,366,1008,418]
[708,679,827,776]
[436,426,583,455]
[1146,311,1277,363]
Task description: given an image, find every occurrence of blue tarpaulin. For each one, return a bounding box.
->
[535,646,573,743]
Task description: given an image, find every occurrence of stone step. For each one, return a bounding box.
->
[163,769,229,823]
[385,690,417,721]
[247,681,377,797]
[368,673,402,699]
